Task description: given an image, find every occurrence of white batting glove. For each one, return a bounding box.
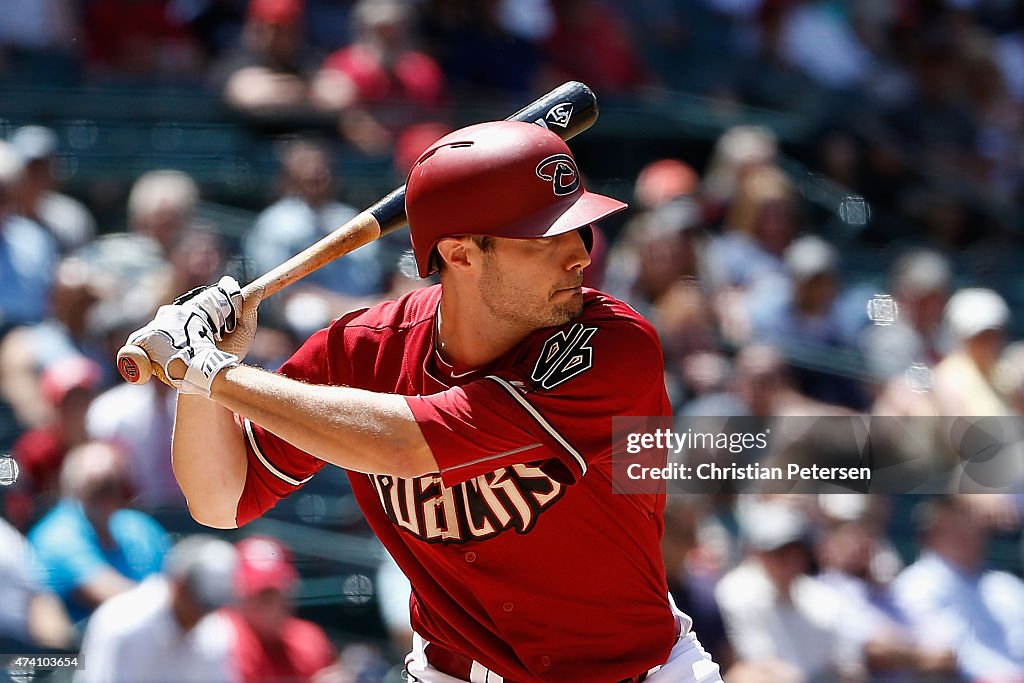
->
[126,304,239,397]
[173,276,243,341]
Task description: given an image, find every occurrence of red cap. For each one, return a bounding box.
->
[405,121,627,278]
[248,0,304,25]
[41,356,101,406]
[235,536,299,597]
[634,159,698,209]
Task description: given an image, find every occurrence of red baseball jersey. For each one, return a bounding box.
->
[235,285,680,682]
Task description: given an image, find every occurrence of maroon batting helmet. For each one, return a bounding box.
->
[405,120,628,278]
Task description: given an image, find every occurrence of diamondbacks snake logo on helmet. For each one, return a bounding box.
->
[535,154,580,196]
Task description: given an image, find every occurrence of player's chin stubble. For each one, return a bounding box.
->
[549,288,584,325]
[479,265,582,330]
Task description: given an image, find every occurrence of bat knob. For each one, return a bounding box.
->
[117,345,153,385]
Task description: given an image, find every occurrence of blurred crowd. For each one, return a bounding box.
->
[1,0,1023,216]
[2,0,1024,682]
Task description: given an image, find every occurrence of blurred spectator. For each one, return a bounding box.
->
[544,0,649,95]
[715,501,845,681]
[817,510,957,681]
[317,0,443,106]
[213,0,321,117]
[82,0,205,82]
[604,160,702,327]
[0,517,74,652]
[607,196,706,314]
[862,249,952,382]
[751,235,868,409]
[893,496,1024,682]
[86,378,183,509]
[704,165,796,345]
[0,256,106,435]
[9,125,96,254]
[225,536,341,683]
[28,441,170,622]
[752,234,839,339]
[932,287,1013,416]
[244,138,385,335]
[126,169,226,302]
[605,194,714,395]
[653,281,720,388]
[314,0,445,154]
[707,164,795,289]
[6,357,103,529]
[127,169,201,254]
[867,250,957,419]
[0,140,59,336]
[662,498,732,671]
[76,535,238,683]
[701,125,778,226]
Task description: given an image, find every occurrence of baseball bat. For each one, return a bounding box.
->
[116,81,600,384]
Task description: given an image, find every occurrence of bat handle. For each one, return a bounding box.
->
[116,344,153,384]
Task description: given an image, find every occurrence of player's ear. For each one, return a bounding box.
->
[436,237,474,273]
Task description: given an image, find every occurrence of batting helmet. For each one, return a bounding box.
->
[405,121,627,278]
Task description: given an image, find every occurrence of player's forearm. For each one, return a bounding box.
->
[211,364,437,478]
[173,394,249,528]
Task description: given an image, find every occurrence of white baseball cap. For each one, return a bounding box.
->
[740,502,809,551]
[165,535,238,610]
[10,125,58,162]
[944,288,1009,341]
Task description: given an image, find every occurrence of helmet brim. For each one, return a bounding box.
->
[418,189,628,277]
[531,189,628,241]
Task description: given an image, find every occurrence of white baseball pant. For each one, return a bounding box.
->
[403,627,723,683]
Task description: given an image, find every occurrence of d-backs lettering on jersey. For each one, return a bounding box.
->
[233,285,679,683]
[370,463,565,544]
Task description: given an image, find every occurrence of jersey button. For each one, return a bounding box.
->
[540,656,552,669]
[464,552,477,563]
[501,602,514,612]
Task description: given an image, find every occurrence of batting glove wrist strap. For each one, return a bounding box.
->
[179,346,239,397]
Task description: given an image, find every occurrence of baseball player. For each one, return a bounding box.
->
[127,121,724,683]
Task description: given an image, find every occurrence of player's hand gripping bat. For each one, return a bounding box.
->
[116,81,600,384]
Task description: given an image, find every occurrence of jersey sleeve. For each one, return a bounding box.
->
[235,325,340,527]
[406,318,668,487]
